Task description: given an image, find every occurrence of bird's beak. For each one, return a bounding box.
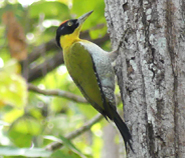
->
[78,11,93,25]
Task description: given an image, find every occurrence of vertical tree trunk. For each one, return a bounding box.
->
[101,124,120,158]
[104,0,185,157]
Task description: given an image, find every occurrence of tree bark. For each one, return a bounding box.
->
[104,0,185,157]
[101,123,120,158]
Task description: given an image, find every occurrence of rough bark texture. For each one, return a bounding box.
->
[104,0,185,157]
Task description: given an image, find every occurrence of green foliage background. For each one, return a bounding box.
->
[0,0,113,157]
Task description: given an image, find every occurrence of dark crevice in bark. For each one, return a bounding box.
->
[126,59,134,79]
[114,55,126,108]
[181,0,185,36]
[138,38,149,157]
[147,123,156,158]
[143,12,156,81]
[140,0,156,156]
[166,1,179,158]
[122,2,129,12]
[156,98,164,121]
[150,47,156,81]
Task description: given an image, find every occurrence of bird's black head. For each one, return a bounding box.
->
[56,11,93,49]
[56,19,79,48]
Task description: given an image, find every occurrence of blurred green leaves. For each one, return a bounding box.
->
[0,147,52,157]
[29,1,70,20]
[44,135,89,158]
[0,60,27,108]
[71,0,107,39]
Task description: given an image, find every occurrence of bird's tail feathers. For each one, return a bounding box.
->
[113,112,134,153]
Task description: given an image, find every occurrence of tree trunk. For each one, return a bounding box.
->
[104,0,185,157]
[101,123,120,158]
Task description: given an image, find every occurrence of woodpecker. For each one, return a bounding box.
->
[56,11,133,151]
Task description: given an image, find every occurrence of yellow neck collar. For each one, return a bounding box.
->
[59,27,81,50]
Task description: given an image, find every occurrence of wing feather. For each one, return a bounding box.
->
[64,42,107,115]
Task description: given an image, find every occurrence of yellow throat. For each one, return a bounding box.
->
[59,26,81,50]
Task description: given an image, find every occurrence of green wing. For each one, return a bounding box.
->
[64,42,105,114]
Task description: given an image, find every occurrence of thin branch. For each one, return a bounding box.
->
[28,83,87,103]
[45,113,104,151]
[27,52,63,82]
[27,39,57,64]
[28,83,122,105]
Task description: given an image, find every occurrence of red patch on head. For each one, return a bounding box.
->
[60,20,68,26]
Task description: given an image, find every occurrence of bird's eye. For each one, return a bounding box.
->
[67,21,73,26]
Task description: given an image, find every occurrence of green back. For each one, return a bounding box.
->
[64,42,104,111]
